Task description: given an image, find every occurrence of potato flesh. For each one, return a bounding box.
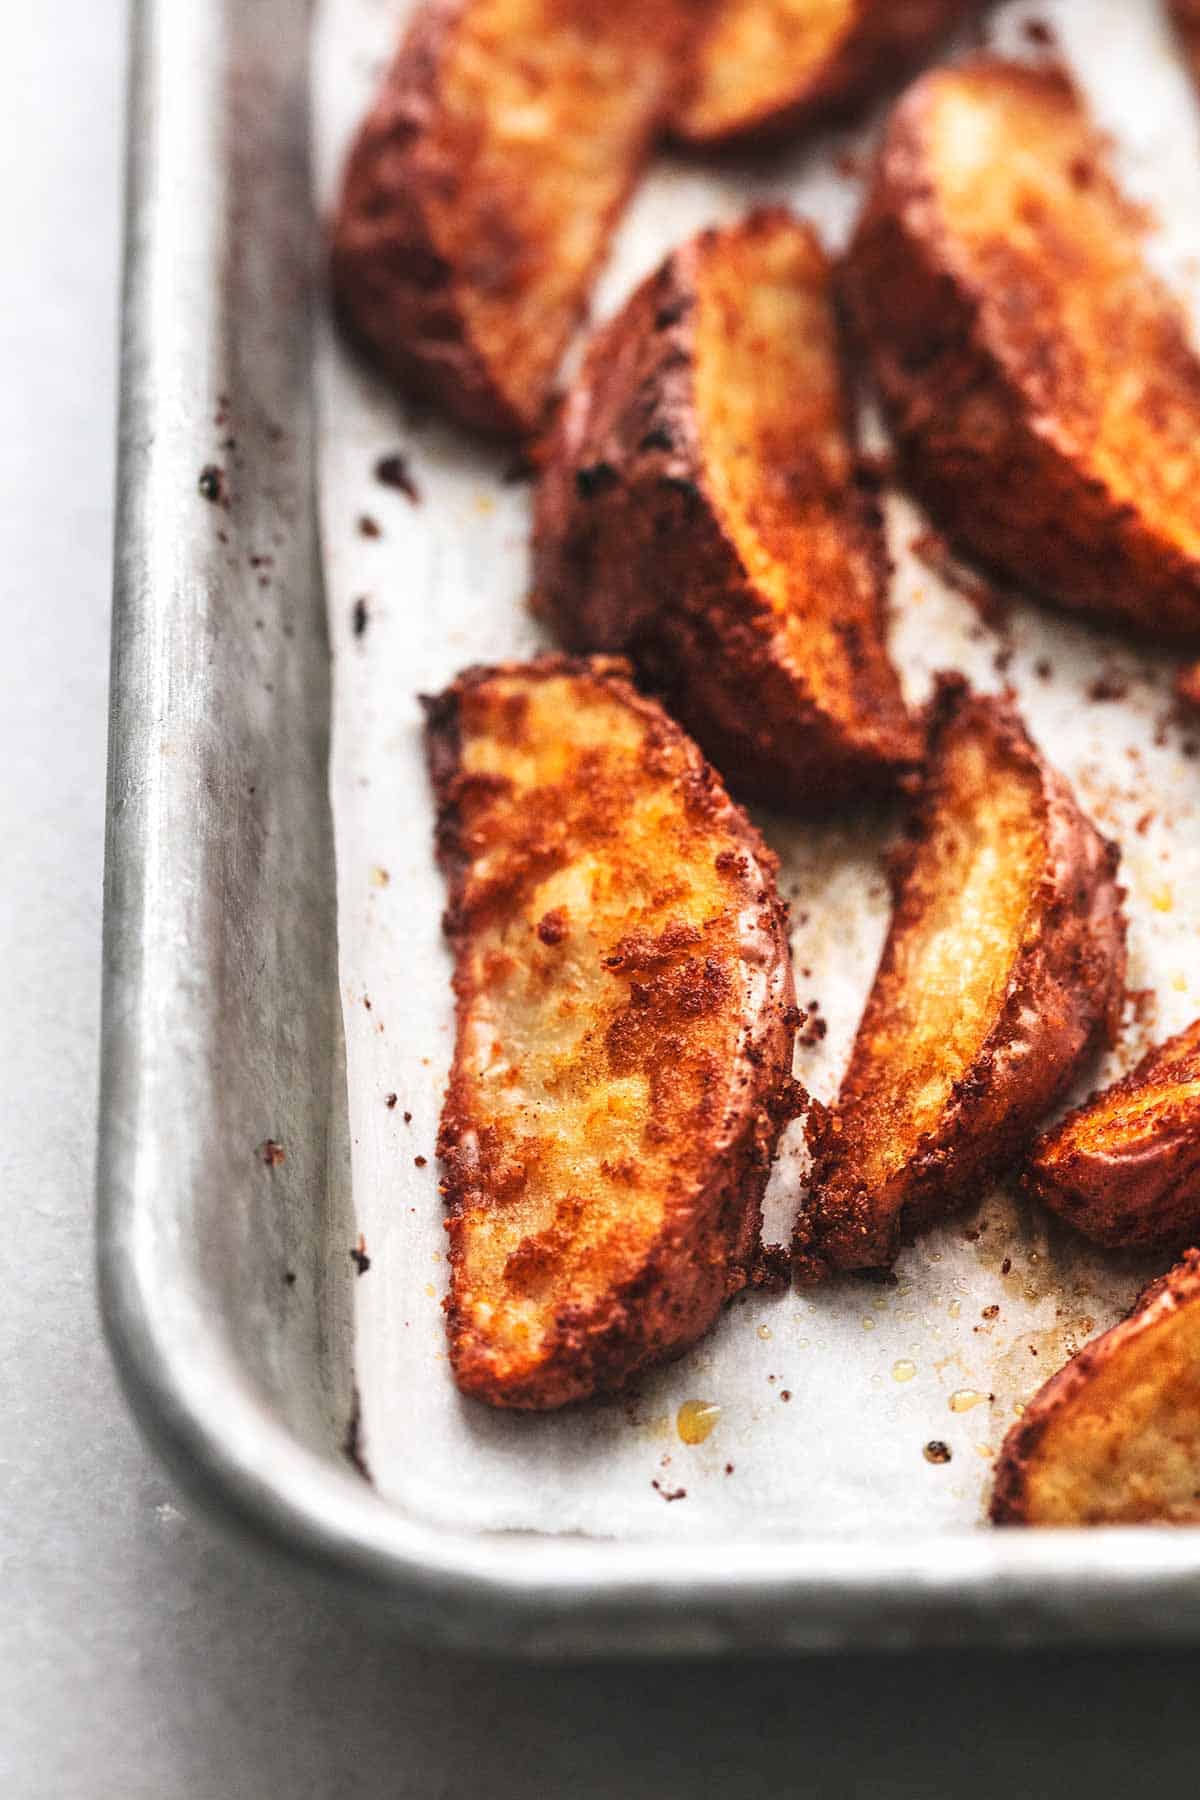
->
[431,0,679,425]
[1016,1299,1200,1524]
[693,222,899,755]
[846,720,1042,1191]
[450,674,767,1368]
[928,71,1200,566]
[677,0,853,136]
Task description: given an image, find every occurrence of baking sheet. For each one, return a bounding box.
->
[312,0,1200,1541]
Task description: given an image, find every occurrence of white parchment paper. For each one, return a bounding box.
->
[313,0,1200,1539]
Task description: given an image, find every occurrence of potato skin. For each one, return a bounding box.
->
[671,0,973,150]
[332,2,515,437]
[533,211,919,810]
[425,655,799,1408]
[800,683,1127,1275]
[1025,1019,1200,1251]
[331,1,686,440]
[991,1250,1200,1526]
[845,59,1200,642]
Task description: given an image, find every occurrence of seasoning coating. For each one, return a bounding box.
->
[846,58,1200,640]
[799,680,1127,1275]
[424,656,799,1408]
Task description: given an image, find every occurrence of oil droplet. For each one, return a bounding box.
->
[924,1439,952,1464]
[892,1359,917,1383]
[872,1295,889,1311]
[796,1338,810,1351]
[975,1443,995,1460]
[948,1300,962,1319]
[473,491,496,517]
[1150,884,1175,914]
[676,1400,721,1445]
[861,1316,877,1331]
[424,1283,436,1298]
[929,1252,943,1264]
[1172,971,1188,992]
[949,1388,991,1414]
[1013,1402,1026,1417]
[757,1324,772,1340]
[370,865,390,887]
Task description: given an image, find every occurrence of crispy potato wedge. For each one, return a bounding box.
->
[424,656,799,1408]
[846,58,1200,641]
[671,0,971,149]
[533,210,920,809]
[331,0,691,439]
[1178,661,1200,709]
[991,1250,1200,1525]
[1025,1018,1200,1251]
[799,681,1126,1276]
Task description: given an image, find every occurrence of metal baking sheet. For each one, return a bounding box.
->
[100,0,1200,1653]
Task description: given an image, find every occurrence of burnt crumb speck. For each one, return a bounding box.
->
[350,1234,371,1276]
[261,1138,285,1167]
[1087,669,1129,703]
[283,1269,297,1287]
[724,1462,734,1475]
[386,1092,398,1109]
[198,464,226,504]
[1034,658,1053,681]
[1023,18,1055,46]
[403,1110,413,1124]
[343,1386,371,1483]
[797,1001,827,1048]
[638,426,675,454]
[924,1440,952,1465]
[375,452,421,503]
[414,1155,428,1168]
[1000,1257,1013,1276]
[358,514,382,539]
[780,1389,792,1402]
[575,461,619,499]
[651,1479,687,1502]
[352,596,369,638]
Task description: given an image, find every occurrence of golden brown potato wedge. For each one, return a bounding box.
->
[424,656,799,1408]
[799,681,1126,1276]
[846,58,1200,641]
[671,0,972,149]
[991,1250,1200,1525]
[1025,1018,1200,1251]
[533,210,920,809]
[1178,661,1200,709]
[331,0,691,439]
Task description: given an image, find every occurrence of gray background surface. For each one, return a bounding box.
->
[3,5,1197,1795]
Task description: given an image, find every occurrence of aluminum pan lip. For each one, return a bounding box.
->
[97,0,1200,1656]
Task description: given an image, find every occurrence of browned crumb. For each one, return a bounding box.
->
[375,453,421,503]
[261,1139,285,1167]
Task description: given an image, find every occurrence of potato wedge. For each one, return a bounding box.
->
[1025,1018,1200,1251]
[533,210,920,809]
[846,58,1200,641]
[1173,0,1200,84]
[799,681,1126,1276]
[671,0,971,149]
[424,656,798,1408]
[331,0,691,439]
[991,1250,1200,1525]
